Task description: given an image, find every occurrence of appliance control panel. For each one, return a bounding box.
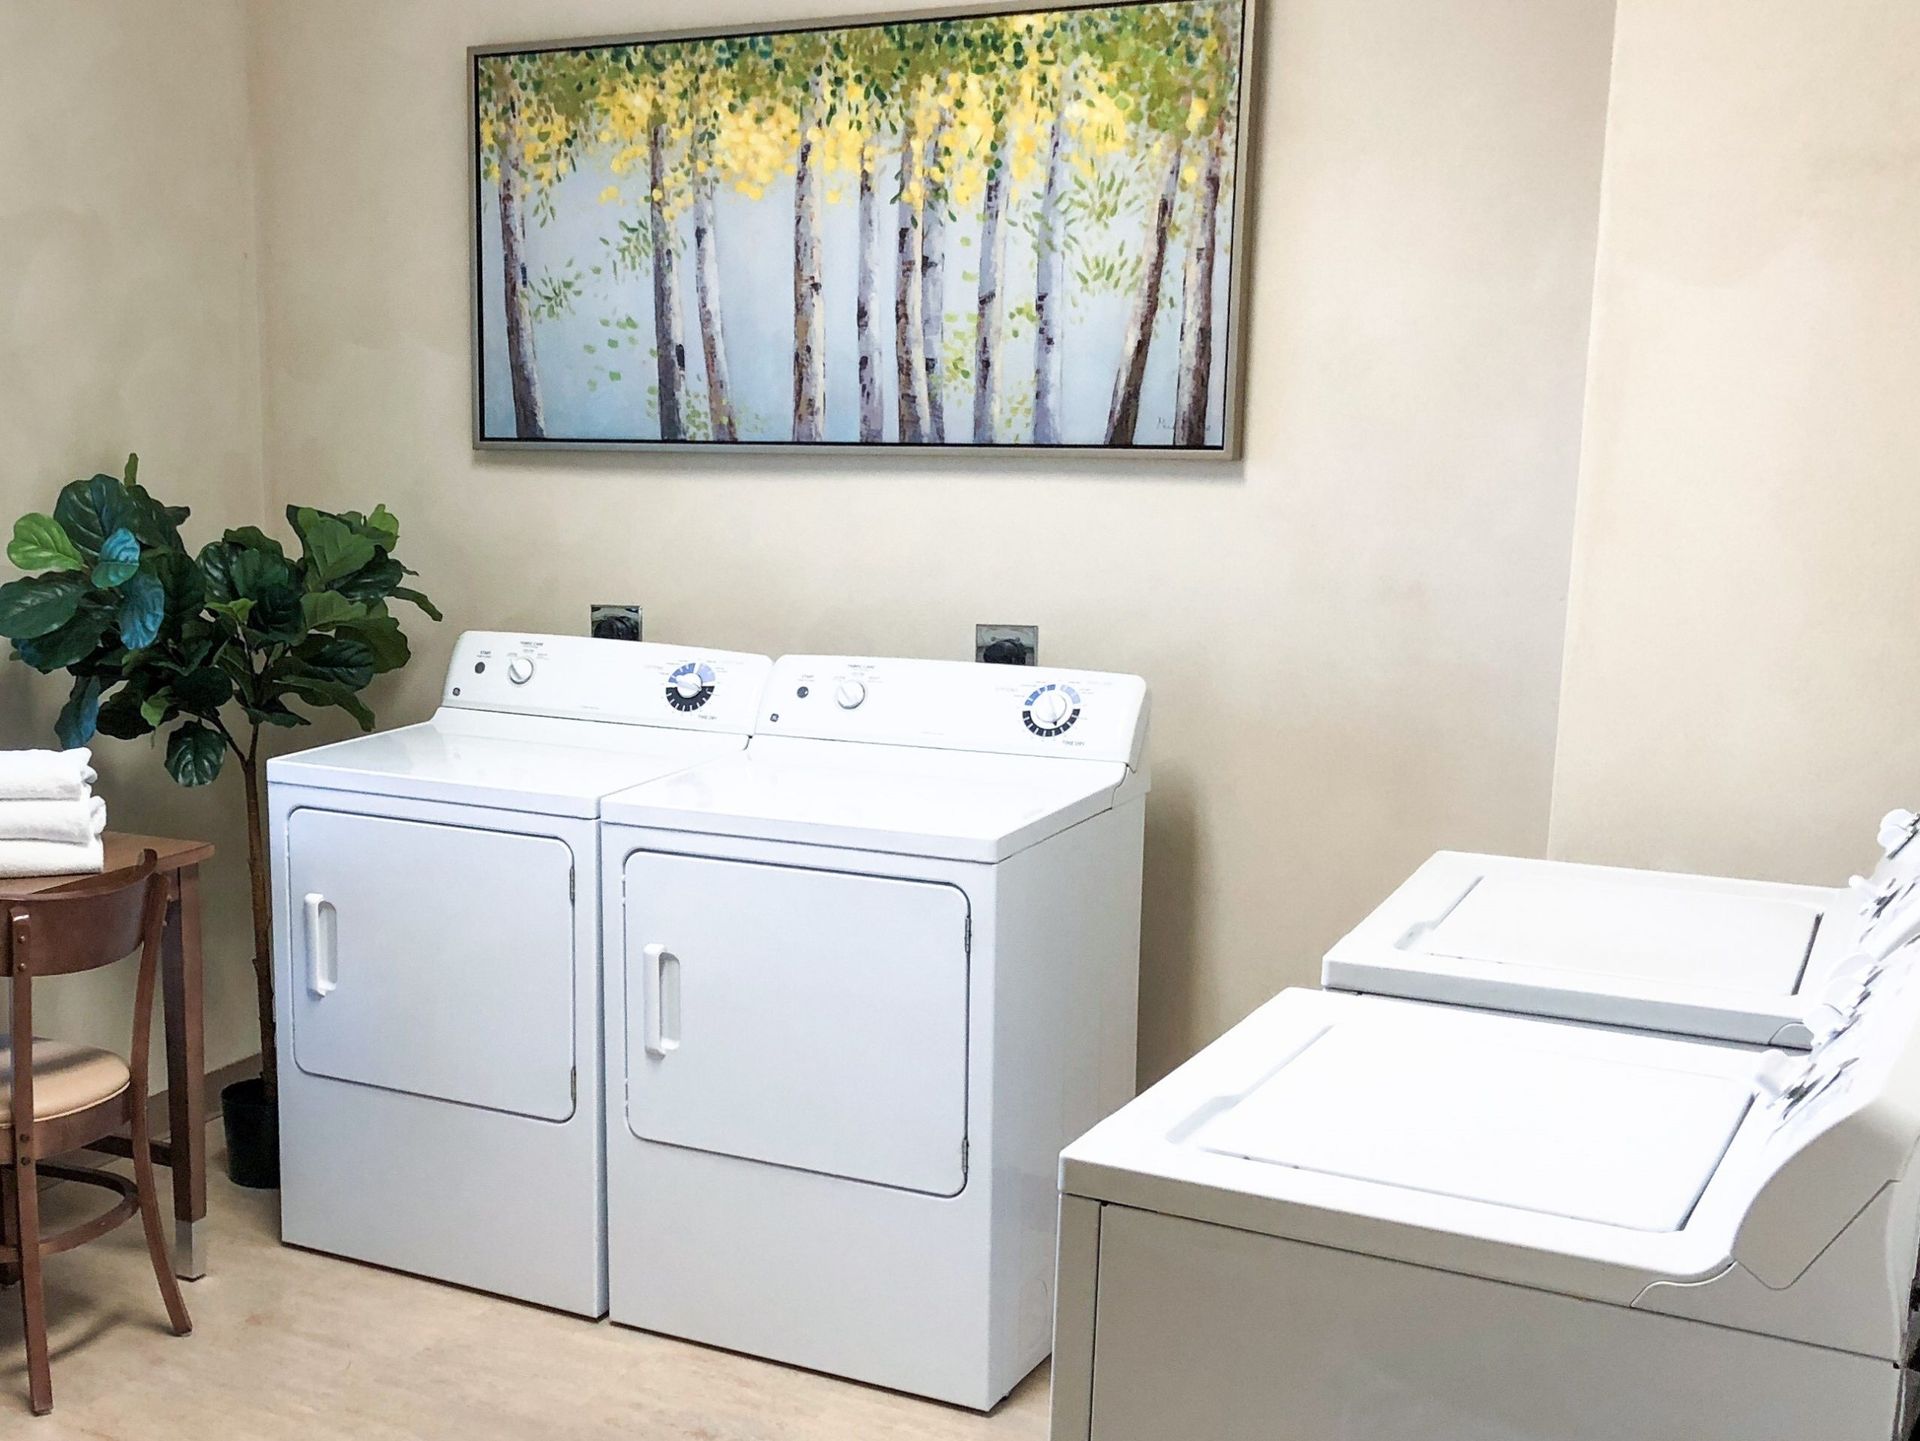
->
[757,655,1148,768]
[441,632,770,731]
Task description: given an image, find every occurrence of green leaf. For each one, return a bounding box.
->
[8,514,85,573]
[95,685,158,740]
[173,667,233,712]
[53,474,137,556]
[123,452,139,487]
[363,504,400,548]
[339,612,410,673]
[207,596,256,628]
[297,511,377,587]
[146,550,206,619]
[54,674,105,748]
[118,570,166,649]
[300,591,368,630]
[222,526,287,559]
[230,547,295,600]
[391,586,443,622]
[0,573,87,639]
[14,599,114,671]
[244,699,310,729]
[164,722,226,787]
[90,527,141,588]
[140,689,176,727]
[336,555,404,606]
[198,540,240,602]
[289,632,376,690]
[248,584,306,644]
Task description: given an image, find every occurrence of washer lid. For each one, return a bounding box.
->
[1193,1023,1751,1231]
[268,709,750,818]
[1323,852,1834,1045]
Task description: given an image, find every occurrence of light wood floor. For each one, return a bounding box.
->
[0,1126,1050,1438]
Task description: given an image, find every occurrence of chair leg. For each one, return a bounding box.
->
[13,1158,51,1415]
[0,1165,17,1289]
[129,1103,191,1337]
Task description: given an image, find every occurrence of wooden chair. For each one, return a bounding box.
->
[0,850,192,1415]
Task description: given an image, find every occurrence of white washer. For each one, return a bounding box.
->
[1052,953,1920,1441]
[268,632,770,1314]
[598,655,1149,1408]
[1323,809,1920,1046]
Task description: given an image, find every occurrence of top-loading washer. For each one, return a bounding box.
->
[1322,808,1920,1046]
[597,654,1150,1408]
[1052,941,1920,1441]
[268,631,769,1314]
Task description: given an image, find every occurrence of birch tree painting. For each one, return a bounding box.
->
[473,1,1250,452]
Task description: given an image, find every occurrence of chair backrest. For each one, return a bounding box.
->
[3,853,163,981]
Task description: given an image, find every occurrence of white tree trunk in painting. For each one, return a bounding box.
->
[920,110,952,443]
[691,177,738,442]
[972,129,1008,445]
[1174,120,1225,448]
[856,145,886,442]
[1106,134,1186,447]
[792,68,829,443]
[1031,62,1076,445]
[497,93,546,439]
[648,119,689,442]
[893,112,931,443]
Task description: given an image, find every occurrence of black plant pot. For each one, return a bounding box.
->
[220,1077,280,1190]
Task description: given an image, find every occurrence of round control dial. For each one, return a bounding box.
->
[835,679,867,710]
[666,661,716,712]
[506,655,535,686]
[1023,683,1081,737]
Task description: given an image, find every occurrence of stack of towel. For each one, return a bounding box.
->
[0,748,107,878]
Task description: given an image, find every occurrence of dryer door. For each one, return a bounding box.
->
[622,851,970,1196]
[286,808,578,1120]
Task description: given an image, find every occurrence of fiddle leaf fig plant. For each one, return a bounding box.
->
[0,455,441,1101]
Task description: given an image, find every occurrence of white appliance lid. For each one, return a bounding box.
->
[1195,1023,1752,1232]
[268,710,750,818]
[599,738,1129,861]
[1425,870,1817,992]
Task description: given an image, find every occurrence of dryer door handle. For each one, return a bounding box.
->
[304,892,337,997]
[642,943,682,1057]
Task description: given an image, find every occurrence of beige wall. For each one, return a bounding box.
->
[246,0,1614,1079]
[0,0,266,1079]
[1550,0,1920,883]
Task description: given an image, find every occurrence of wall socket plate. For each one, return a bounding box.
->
[976,624,1039,666]
[590,604,643,642]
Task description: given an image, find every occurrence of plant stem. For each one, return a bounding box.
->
[237,726,277,1104]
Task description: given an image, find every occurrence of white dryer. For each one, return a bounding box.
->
[1053,949,1920,1441]
[268,632,769,1314]
[598,655,1149,1408]
[1323,809,1920,1046]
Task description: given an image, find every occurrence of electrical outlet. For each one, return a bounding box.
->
[976,624,1038,666]
[590,604,643,642]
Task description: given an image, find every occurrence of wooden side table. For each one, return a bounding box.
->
[0,832,214,1279]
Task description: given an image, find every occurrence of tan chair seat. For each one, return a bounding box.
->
[0,1038,130,1125]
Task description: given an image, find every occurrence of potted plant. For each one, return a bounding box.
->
[0,455,439,1187]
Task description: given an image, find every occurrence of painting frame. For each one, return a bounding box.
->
[468,0,1260,459]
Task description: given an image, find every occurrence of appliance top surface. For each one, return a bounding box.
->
[267,633,769,813]
[753,654,1149,768]
[599,738,1131,860]
[1323,822,1920,1038]
[1061,961,1920,1301]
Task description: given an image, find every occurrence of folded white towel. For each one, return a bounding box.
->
[0,748,97,802]
[0,796,106,845]
[0,835,104,878]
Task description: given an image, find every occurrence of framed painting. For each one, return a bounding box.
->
[470,0,1256,455]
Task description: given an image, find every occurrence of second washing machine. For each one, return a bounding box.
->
[597,655,1150,1408]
